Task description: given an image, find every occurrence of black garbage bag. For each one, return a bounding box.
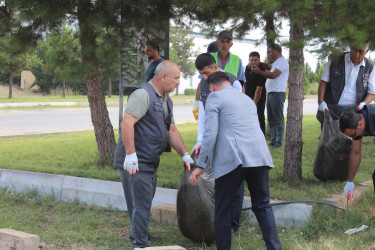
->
[176,154,215,244]
[313,111,352,181]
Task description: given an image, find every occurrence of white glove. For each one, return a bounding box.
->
[318,101,328,112]
[192,100,199,120]
[124,152,139,175]
[182,153,194,172]
[357,102,365,110]
[192,141,202,156]
[344,181,354,199]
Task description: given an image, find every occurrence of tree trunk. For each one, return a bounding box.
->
[283,14,304,181]
[8,71,13,98]
[62,79,66,98]
[108,78,112,98]
[78,3,116,162]
[175,85,179,96]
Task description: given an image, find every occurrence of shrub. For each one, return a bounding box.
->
[184,88,196,95]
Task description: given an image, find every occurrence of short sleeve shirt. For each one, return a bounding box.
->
[125,81,175,123]
[265,56,289,93]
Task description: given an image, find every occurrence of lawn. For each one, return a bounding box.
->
[1,115,374,201]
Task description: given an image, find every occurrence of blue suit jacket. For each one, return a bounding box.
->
[196,86,274,179]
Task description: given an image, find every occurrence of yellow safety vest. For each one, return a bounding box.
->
[211,52,240,77]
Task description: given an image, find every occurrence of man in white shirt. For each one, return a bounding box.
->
[252,44,289,148]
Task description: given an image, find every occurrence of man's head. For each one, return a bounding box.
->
[207,41,219,53]
[339,112,366,139]
[207,71,231,92]
[152,60,180,94]
[145,41,160,61]
[249,51,260,67]
[350,43,369,66]
[268,44,282,62]
[195,53,220,80]
[216,30,233,56]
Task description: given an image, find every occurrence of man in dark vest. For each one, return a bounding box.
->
[317,43,375,126]
[113,60,194,249]
[192,53,244,236]
[339,104,375,199]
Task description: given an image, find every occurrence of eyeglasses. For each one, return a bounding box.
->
[350,47,367,56]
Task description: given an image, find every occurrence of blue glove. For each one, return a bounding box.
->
[344,181,354,199]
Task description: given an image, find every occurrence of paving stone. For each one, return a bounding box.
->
[134,246,185,250]
[151,204,178,226]
[0,228,40,250]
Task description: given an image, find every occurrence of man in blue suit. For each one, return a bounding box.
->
[190,71,281,250]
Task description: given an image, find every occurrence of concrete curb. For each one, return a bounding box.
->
[0,169,315,227]
[0,169,177,211]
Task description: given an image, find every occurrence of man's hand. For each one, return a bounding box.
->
[357,102,365,110]
[344,181,354,199]
[190,167,203,185]
[192,141,202,157]
[318,101,329,112]
[251,65,261,74]
[182,153,194,172]
[124,152,139,175]
[192,100,199,120]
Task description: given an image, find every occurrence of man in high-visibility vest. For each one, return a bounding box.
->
[211,30,245,82]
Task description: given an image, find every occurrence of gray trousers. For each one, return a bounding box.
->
[120,169,157,249]
[267,92,286,146]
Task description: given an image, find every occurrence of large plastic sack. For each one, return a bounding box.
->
[313,111,352,181]
[176,154,215,244]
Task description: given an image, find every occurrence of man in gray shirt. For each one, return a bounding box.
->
[113,60,194,249]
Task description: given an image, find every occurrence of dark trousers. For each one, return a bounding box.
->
[120,169,157,249]
[267,92,285,146]
[231,181,244,232]
[257,96,266,135]
[214,166,281,250]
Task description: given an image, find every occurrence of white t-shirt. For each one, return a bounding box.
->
[321,53,375,105]
[265,56,289,93]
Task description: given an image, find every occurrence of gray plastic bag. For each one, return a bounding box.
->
[313,111,352,181]
[176,154,215,244]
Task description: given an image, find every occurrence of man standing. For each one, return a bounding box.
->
[244,51,267,134]
[211,30,245,82]
[192,53,244,235]
[113,60,194,249]
[339,104,375,198]
[144,40,164,83]
[317,43,375,127]
[252,44,289,148]
[190,72,281,250]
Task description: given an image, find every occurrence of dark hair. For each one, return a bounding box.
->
[270,43,282,53]
[145,40,159,52]
[339,112,362,133]
[249,51,260,58]
[207,42,219,53]
[207,71,230,86]
[195,53,216,70]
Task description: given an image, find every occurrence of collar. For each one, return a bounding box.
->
[345,53,366,67]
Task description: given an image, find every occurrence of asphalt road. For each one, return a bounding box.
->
[0,99,318,136]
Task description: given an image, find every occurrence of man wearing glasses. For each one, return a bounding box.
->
[317,43,375,127]
[339,104,375,198]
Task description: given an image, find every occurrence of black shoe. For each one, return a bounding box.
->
[269,142,275,146]
[273,144,282,148]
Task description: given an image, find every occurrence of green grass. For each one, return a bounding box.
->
[1,184,374,249]
[1,115,374,201]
